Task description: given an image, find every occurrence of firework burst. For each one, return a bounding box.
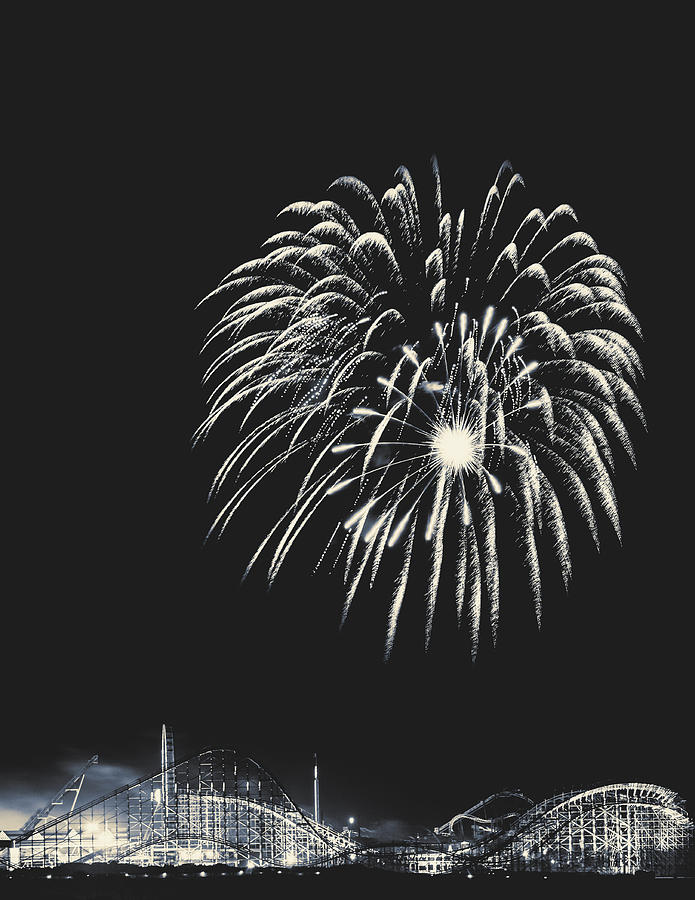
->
[196,159,644,659]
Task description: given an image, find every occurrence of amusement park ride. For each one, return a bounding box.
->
[1,725,692,876]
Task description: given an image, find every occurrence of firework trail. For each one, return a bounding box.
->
[196,159,644,659]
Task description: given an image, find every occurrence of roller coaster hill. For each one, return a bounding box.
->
[1,725,692,876]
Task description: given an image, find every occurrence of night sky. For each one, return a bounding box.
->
[3,13,690,843]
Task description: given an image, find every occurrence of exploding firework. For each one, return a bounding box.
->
[196,159,644,659]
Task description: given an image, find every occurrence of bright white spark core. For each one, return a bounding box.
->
[431,425,478,472]
[197,156,645,663]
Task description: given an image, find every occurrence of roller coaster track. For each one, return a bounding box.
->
[2,747,356,870]
[434,790,535,835]
[448,783,694,874]
[2,748,692,877]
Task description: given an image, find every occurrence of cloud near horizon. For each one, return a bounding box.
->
[0,759,140,831]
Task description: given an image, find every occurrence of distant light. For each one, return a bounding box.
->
[349,853,357,862]
[467,873,473,879]
[284,852,298,867]
[199,871,207,877]
[348,817,355,825]
[161,872,167,878]
[247,860,256,870]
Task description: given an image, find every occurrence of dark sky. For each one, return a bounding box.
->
[3,13,690,839]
